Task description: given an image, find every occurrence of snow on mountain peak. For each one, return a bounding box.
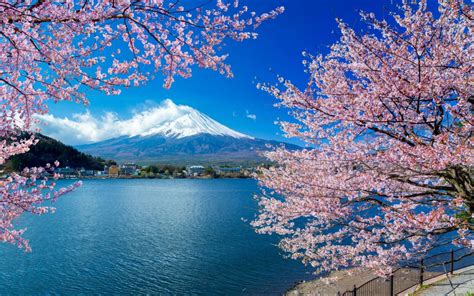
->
[36,99,252,145]
[138,99,252,139]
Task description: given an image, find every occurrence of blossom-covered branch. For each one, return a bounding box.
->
[1,162,81,251]
[0,0,283,250]
[253,0,472,276]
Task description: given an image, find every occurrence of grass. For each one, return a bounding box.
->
[408,284,433,296]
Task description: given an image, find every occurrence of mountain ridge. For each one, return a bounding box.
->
[70,99,299,165]
[76,133,299,165]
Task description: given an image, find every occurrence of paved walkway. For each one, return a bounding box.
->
[287,266,474,296]
[415,269,474,296]
[286,269,378,296]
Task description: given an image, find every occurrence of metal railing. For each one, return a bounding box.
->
[339,248,474,296]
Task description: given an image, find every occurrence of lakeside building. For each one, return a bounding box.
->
[187,165,205,176]
[216,166,242,174]
[52,164,143,178]
[79,168,95,177]
[95,171,106,176]
[57,167,78,178]
[120,163,138,176]
[57,167,104,178]
[52,163,257,179]
[108,165,120,177]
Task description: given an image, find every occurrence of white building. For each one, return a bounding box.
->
[187,165,205,176]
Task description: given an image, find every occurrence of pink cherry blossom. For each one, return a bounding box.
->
[1,0,282,250]
[0,166,81,251]
[253,0,472,277]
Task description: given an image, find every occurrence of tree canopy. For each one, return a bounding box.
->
[253,0,473,277]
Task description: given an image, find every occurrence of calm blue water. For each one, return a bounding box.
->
[0,179,313,295]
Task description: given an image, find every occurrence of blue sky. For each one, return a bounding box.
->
[47,0,408,144]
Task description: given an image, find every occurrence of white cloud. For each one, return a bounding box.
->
[247,114,257,120]
[35,99,250,145]
[35,100,188,145]
[246,110,257,121]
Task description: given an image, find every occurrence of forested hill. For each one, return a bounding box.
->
[4,133,109,172]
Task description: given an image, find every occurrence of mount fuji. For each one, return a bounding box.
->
[75,100,299,165]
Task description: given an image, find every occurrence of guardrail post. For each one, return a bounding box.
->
[420,258,424,287]
[451,249,454,274]
[353,284,357,296]
[390,274,394,296]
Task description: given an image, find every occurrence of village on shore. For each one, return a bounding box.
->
[56,163,262,179]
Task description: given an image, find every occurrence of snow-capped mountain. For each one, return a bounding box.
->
[73,100,299,165]
[134,100,252,139]
[36,99,252,146]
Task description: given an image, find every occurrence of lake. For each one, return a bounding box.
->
[0,179,313,295]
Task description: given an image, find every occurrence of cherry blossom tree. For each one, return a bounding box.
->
[1,0,283,250]
[253,0,472,276]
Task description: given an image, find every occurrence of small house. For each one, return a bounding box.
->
[108,165,120,177]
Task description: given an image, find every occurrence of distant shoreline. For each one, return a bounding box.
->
[59,175,252,180]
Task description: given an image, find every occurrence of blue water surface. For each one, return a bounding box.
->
[0,179,313,295]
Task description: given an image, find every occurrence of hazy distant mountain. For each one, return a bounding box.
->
[75,101,299,165]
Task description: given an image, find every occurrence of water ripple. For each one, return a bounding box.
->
[0,179,312,295]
